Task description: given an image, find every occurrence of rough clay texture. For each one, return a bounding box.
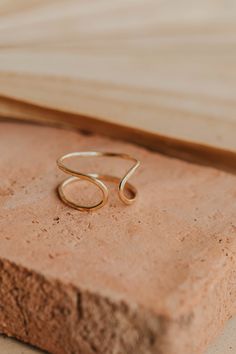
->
[0,122,236,354]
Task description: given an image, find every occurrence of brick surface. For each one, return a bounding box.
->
[0,122,236,354]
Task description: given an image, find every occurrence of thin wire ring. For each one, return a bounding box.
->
[57,152,140,211]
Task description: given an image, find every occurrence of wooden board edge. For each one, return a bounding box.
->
[0,94,236,175]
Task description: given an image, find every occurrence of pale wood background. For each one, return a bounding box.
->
[0,0,236,151]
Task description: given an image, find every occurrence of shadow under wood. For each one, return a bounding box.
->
[0,94,236,176]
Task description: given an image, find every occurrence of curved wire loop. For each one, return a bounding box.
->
[57,151,140,211]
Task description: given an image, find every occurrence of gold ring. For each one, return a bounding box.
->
[57,152,140,211]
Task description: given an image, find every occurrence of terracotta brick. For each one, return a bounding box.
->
[0,122,236,354]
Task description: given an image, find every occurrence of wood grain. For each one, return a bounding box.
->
[0,0,235,152]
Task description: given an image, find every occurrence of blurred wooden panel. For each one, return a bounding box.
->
[0,0,235,152]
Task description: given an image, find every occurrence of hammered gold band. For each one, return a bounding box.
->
[57,152,140,211]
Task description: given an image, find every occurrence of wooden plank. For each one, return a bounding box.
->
[0,0,235,152]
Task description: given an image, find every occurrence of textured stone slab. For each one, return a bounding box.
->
[2,316,236,354]
[0,122,236,354]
